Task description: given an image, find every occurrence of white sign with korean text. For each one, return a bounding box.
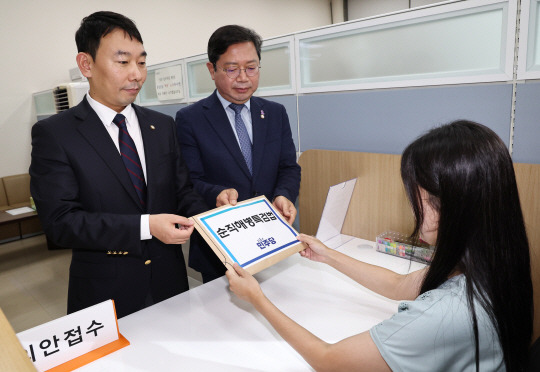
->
[155,65,184,101]
[200,198,299,268]
[17,300,120,372]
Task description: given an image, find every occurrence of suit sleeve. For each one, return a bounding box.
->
[170,117,210,217]
[29,121,142,253]
[169,116,221,274]
[271,106,301,203]
[175,109,227,208]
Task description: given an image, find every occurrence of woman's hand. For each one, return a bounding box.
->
[296,233,332,263]
[226,263,264,304]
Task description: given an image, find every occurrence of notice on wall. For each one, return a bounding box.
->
[155,65,184,101]
[191,196,304,274]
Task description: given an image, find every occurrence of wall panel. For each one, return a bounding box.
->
[298,83,513,153]
[513,81,540,164]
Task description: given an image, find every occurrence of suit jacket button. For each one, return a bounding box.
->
[113,251,117,255]
[123,251,128,255]
[107,251,111,255]
[145,260,151,265]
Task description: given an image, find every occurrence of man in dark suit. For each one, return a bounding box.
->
[175,25,301,283]
[30,11,208,318]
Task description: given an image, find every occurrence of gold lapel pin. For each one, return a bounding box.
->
[150,125,155,130]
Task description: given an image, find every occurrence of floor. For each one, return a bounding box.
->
[0,234,202,333]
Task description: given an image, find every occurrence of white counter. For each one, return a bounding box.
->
[76,237,425,372]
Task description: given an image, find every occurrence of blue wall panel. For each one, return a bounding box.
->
[263,95,299,151]
[298,84,513,154]
[146,103,188,118]
[513,82,540,164]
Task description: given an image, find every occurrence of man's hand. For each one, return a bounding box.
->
[149,214,194,244]
[216,188,238,207]
[272,196,297,224]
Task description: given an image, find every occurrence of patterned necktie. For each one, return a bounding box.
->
[113,114,147,205]
[229,103,252,174]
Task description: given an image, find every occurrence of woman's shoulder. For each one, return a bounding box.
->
[415,274,465,302]
[370,274,503,371]
[371,274,478,352]
[394,274,467,314]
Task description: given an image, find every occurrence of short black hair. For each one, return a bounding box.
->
[207,25,262,68]
[75,11,143,61]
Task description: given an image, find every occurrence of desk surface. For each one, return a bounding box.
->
[0,209,37,225]
[76,237,424,372]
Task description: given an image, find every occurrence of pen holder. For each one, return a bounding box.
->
[375,231,434,264]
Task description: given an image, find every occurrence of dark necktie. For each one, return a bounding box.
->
[113,114,147,205]
[229,103,252,174]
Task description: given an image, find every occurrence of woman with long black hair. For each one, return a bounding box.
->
[226,120,533,371]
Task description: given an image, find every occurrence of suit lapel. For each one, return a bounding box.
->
[250,97,267,180]
[135,106,158,211]
[203,92,252,178]
[75,99,143,210]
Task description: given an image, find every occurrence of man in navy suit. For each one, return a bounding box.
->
[175,25,301,282]
[30,12,208,318]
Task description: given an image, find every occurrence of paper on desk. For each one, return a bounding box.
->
[6,206,34,215]
[316,178,357,248]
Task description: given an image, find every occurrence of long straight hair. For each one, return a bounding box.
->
[401,120,533,371]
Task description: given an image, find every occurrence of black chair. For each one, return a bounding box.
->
[528,336,540,371]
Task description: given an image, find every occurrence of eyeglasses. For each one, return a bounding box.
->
[216,65,261,79]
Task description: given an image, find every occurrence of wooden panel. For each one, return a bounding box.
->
[3,174,31,206]
[0,308,36,371]
[20,219,42,237]
[341,153,413,240]
[515,163,540,341]
[298,150,413,239]
[299,150,540,341]
[0,223,20,242]
[298,149,355,235]
[0,179,8,208]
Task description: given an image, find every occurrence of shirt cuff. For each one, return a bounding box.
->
[141,214,151,240]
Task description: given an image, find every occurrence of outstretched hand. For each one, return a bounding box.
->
[225,263,264,304]
[216,188,238,207]
[272,196,297,225]
[296,233,332,263]
[149,214,194,244]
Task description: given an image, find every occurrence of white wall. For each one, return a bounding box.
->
[0,0,331,178]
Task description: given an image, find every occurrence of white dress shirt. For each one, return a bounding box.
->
[86,93,151,240]
[216,90,253,144]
